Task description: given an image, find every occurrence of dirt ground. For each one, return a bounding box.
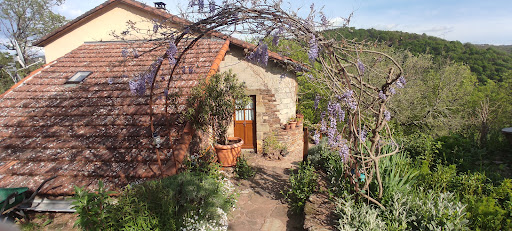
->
[12,212,79,231]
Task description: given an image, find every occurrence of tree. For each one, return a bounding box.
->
[0,52,14,94]
[0,0,67,63]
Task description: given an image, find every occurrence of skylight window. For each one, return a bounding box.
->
[66,71,92,84]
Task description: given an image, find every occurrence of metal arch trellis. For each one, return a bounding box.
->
[120,0,404,209]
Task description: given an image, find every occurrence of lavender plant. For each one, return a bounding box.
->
[115,0,404,207]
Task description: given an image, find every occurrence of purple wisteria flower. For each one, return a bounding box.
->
[132,48,139,58]
[320,13,329,28]
[129,58,163,96]
[107,78,113,85]
[246,41,268,66]
[384,110,391,121]
[328,100,345,122]
[313,131,320,144]
[307,74,314,81]
[272,27,284,46]
[182,66,187,74]
[164,89,169,97]
[340,90,357,110]
[166,42,177,65]
[339,143,349,162]
[378,90,387,100]
[327,114,337,147]
[357,59,365,75]
[339,108,345,122]
[198,0,205,12]
[153,23,159,33]
[121,48,128,58]
[396,76,406,88]
[189,66,194,74]
[359,129,367,142]
[319,112,327,132]
[308,34,319,63]
[208,0,216,14]
[389,86,396,95]
[314,95,320,109]
[129,77,146,96]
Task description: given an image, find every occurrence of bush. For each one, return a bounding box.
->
[283,161,318,213]
[465,196,507,230]
[234,155,255,179]
[72,172,236,230]
[335,193,387,231]
[262,132,287,160]
[406,189,469,230]
[184,149,222,179]
[335,190,469,231]
[461,179,512,230]
[377,151,419,203]
[307,138,345,193]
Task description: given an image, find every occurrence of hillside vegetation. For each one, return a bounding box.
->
[324,27,512,82]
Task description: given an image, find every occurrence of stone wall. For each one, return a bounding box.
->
[220,45,298,153]
[273,123,304,158]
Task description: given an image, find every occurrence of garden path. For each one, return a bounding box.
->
[226,149,305,231]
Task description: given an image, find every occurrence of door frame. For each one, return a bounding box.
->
[233,95,257,150]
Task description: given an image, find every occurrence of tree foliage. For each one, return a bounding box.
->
[0,0,67,62]
[0,52,13,93]
[326,27,512,83]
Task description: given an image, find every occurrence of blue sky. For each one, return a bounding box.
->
[53,0,512,45]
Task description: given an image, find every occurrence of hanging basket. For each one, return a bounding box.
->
[214,137,244,167]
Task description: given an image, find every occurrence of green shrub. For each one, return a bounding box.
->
[72,181,118,230]
[466,196,507,230]
[184,149,222,179]
[378,151,419,203]
[461,179,512,230]
[73,172,236,230]
[307,138,345,193]
[335,193,387,231]
[234,155,255,179]
[262,132,287,159]
[334,190,469,230]
[418,162,458,193]
[283,161,318,213]
[406,189,469,230]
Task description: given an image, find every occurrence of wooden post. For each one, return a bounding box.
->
[303,126,309,161]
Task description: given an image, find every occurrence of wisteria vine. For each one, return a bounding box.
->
[115,0,405,208]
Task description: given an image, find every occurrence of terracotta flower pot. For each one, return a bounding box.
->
[283,123,290,130]
[289,121,297,129]
[296,114,304,125]
[214,137,244,167]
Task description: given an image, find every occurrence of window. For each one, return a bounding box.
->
[66,71,92,84]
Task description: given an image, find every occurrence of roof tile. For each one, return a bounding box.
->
[0,39,226,195]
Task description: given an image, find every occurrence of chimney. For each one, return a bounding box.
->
[154,2,166,10]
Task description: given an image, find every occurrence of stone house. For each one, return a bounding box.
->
[0,0,304,195]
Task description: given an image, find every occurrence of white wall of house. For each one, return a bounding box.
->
[42,3,166,63]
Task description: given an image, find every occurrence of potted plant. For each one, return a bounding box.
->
[296,113,304,126]
[187,70,250,167]
[288,117,297,129]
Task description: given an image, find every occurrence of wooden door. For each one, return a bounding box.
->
[234,96,256,149]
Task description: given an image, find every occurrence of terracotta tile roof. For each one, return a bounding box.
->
[33,0,298,65]
[0,38,228,195]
